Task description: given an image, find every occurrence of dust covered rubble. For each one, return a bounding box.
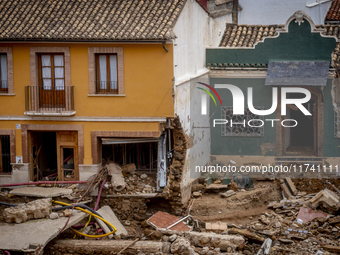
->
[182,177,340,255]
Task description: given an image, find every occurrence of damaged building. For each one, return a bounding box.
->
[1,0,340,255]
[205,10,340,168]
[0,0,185,191]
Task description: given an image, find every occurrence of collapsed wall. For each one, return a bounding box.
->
[162,117,189,215]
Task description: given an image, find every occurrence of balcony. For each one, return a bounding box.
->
[25,86,75,116]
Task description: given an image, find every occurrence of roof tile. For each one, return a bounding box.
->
[0,0,186,41]
[218,23,340,66]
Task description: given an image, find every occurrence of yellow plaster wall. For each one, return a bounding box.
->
[0,42,174,117]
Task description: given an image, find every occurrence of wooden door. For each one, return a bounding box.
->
[57,131,78,181]
[38,54,65,109]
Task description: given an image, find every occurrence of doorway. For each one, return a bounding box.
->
[29,131,78,181]
[284,92,317,156]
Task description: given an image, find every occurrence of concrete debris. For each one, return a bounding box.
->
[228,228,265,243]
[140,174,148,179]
[193,192,202,198]
[63,209,72,217]
[107,163,126,192]
[3,198,51,223]
[205,183,229,191]
[170,237,197,254]
[9,186,72,198]
[220,190,236,198]
[319,244,340,253]
[169,234,178,242]
[46,239,171,254]
[328,215,340,224]
[205,221,228,231]
[49,212,59,220]
[183,231,245,251]
[95,205,128,238]
[308,188,340,214]
[256,238,272,255]
[192,184,205,192]
[233,175,254,189]
[121,163,137,176]
[229,180,239,191]
[0,210,85,253]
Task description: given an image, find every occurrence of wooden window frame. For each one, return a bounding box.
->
[0,53,8,93]
[88,47,124,95]
[37,53,65,89]
[95,53,118,94]
[0,47,13,95]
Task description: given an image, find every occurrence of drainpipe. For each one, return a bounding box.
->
[318,0,321,24]
[232,0,238,24]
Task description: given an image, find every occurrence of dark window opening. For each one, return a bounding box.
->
[102,141,158,172]
[31,132,57,181]
[0,135,11,174]
[63,147,75,179]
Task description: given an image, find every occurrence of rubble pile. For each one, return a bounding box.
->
[109,172,157,194]
[102,197,148,222]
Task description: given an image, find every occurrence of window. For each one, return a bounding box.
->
[0,135,11,174]
[38,54,65,90]
[0,54,7,93]
[88,47,124,95]
[96,54,118,94]
[221,106,264,137]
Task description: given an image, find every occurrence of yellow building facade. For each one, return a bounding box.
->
[0,42,174,184]
[0,0,186,185]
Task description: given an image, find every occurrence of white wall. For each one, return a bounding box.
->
[172,0,230,196]
[238,0,332,25]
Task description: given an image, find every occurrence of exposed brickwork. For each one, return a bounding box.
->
[88,47,124,95]
[162,117,188,215]
[0,47,13,94]
[91,130,160,164]
[0,129,15,164]
[21,124,84,164]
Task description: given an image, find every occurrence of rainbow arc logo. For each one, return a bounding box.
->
[196,82,222,115]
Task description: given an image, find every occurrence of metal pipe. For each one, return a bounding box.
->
[162,42,168,52]
[0,180,87,187]
[0,202,18,207]
[166,215,190,230]
[94,179,106,211]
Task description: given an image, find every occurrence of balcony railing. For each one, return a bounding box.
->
[96,81,118,94]
[25,85,74,113]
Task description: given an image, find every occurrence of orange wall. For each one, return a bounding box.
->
[0,42,174,117]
